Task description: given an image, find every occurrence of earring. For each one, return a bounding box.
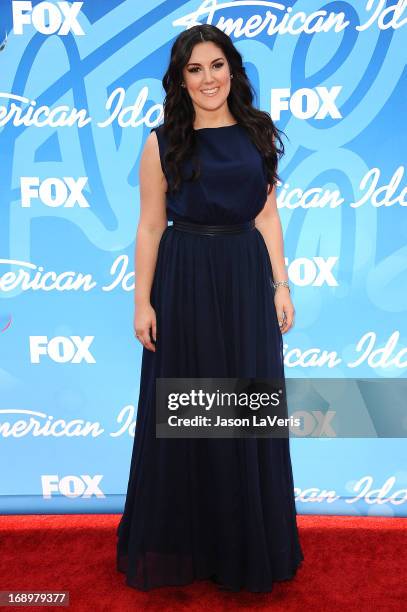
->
[230,74,233,79]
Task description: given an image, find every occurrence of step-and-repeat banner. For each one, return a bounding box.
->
[0,1,406,516]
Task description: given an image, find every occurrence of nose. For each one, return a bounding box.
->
[202,67,216,85]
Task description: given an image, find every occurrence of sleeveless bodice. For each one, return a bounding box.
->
[150,124,269,225]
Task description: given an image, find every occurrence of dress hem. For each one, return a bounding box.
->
[117,553,304,593]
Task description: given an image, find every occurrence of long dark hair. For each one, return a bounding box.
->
[160,24,286,195]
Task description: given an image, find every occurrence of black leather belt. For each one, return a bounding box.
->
[172,219,255,236]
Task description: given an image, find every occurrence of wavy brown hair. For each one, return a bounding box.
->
[159,24,286,195]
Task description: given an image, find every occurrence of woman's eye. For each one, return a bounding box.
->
[188,63,224,73]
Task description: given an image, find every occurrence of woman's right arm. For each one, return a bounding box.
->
[133,130,168,352]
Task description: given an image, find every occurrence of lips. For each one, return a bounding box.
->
[201,87,219,96]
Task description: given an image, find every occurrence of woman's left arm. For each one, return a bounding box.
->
[255,184,295,334]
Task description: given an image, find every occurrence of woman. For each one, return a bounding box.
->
[117,24,304,593]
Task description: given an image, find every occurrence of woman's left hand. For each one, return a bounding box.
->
[274,287,295,334]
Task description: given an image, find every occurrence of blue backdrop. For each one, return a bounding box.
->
[0,0,406,516]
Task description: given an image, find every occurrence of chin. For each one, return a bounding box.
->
[200,95,228,106]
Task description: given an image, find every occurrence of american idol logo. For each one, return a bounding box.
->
[174,0,407,36]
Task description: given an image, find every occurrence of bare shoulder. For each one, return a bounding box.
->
[139,129,167,190]
[139,131,168,201]
[142,129,160,160]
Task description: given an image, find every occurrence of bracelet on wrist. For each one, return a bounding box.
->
[273,280,290,293]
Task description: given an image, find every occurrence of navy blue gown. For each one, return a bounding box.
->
[117,123,304,592]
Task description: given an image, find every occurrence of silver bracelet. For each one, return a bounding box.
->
[273,280,290,292]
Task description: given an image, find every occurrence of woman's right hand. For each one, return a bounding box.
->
[134,302,157,352]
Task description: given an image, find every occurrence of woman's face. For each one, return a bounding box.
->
[182,42,232,112]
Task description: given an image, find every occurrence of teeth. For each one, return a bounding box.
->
[201,87,219,96]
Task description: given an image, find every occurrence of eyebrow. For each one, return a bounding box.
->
[186,57,224,67]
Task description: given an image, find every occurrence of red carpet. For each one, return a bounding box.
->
[0,514,405,611]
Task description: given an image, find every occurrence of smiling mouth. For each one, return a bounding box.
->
[201,87,219,96]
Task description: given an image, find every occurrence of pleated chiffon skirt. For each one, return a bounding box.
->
[117,224,304,592]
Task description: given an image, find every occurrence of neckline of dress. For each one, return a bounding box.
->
[194,123,239,131]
